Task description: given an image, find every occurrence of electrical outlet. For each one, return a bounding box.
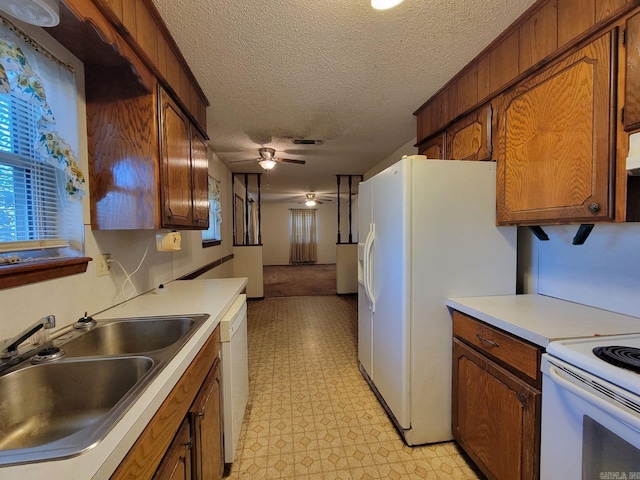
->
[96,253,111,277]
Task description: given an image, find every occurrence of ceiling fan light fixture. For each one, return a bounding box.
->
[371,0,404,10]
[258,159,276,170]
[305,200,317,207]
[0,0,60,27]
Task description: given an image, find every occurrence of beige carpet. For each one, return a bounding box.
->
[227,296,482,479]
[263,264,337,297]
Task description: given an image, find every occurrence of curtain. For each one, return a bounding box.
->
[0,17,86,199]
[289,209,317,264]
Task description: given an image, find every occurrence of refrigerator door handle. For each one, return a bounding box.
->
[362,226,373,305]
[366,223,376,312]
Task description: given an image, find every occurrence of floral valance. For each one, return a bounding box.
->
[0,37,86,199]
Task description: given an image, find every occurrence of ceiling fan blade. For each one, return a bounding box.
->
[276,158,306,165]
[226,158,258,164]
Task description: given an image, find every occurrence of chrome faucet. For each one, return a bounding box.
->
[0,315,56,359]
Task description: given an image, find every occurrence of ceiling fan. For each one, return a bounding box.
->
[299,193,332,206]
[227,148,306,170]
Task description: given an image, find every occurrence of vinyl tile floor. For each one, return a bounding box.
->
[226,296,483,480]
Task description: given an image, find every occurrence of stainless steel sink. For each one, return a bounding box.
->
[0,357,152,452]
[60,316,198,356]
[0,313,209,466]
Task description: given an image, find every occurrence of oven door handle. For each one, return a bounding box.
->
[548,365,640,433]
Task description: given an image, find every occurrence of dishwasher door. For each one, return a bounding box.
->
[220,294,248,464]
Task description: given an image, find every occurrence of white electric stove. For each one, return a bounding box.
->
[541,334,640,479]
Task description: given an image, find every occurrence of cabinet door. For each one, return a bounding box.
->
[452,339,540,480]
[446,105,492,161]
[189,358,224,480]
[160,88,193,227]
[418,133,445,158]
[625,11,640,131]
[152,418,192,480]
[191,128,210,229]
[494,31,615,225]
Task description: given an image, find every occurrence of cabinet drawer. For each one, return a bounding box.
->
[452,311,541,383]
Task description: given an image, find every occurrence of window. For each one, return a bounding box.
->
[0,19,88,287]
[0,94,65,246]
[202,175,221,246]
[289,209,317,264]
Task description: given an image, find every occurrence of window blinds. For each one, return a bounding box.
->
[0,93,64,248]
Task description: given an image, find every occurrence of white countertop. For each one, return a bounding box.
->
[446,294,640,348]
[0,277,247,480]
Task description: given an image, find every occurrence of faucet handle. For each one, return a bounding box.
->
[42,315,55,329]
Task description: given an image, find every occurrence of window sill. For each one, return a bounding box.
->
[202,239,222,248]
[0,256,92,290]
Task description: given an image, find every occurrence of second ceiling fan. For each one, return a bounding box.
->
[228,148,306,170]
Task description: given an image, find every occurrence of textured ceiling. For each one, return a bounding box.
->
[151,0,536,200]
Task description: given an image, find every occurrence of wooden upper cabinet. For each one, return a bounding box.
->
[416,104,431,144]
[160,88,195,228]
[477,55,491,102]
[495,31,616,225]
[419,133,445,159]
[558,0,596,47]
[597,0,631,22]
[93,0,208,134]
[624,10,640,131]
[101,0,123,21]
[519,0,558,72]
[489,31,519,95]
[135,1,158,67]
[446,105,492,161]
[121,1,136,37]
[86,69,160,230]
[191,130,210,230]
[456,67,478,117]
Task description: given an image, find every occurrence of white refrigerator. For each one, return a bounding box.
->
[358,156,517,445]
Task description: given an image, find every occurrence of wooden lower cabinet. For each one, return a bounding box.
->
[452,339,540,479]
[452,311,542,480]
[152,419,192,480]
[112,326,223,480]
[189,357,224,480]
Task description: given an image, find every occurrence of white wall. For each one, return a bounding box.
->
[261,202,337,265]
[523,224,640,318]
[0,27,236,339]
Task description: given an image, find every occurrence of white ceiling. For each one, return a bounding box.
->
[151,0,536,200]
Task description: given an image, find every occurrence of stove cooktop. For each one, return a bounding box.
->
[547,334,640,396]
[593,345,640,374]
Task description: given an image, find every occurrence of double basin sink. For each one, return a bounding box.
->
[0,314,209,466]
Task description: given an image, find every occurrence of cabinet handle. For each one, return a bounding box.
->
[197,411,206,419]
[517,392,527,406]
[184,440,192,450]
[476,333,499,348]
[588,203,600,213]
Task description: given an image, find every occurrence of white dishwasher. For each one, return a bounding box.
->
[220,294,248,464]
